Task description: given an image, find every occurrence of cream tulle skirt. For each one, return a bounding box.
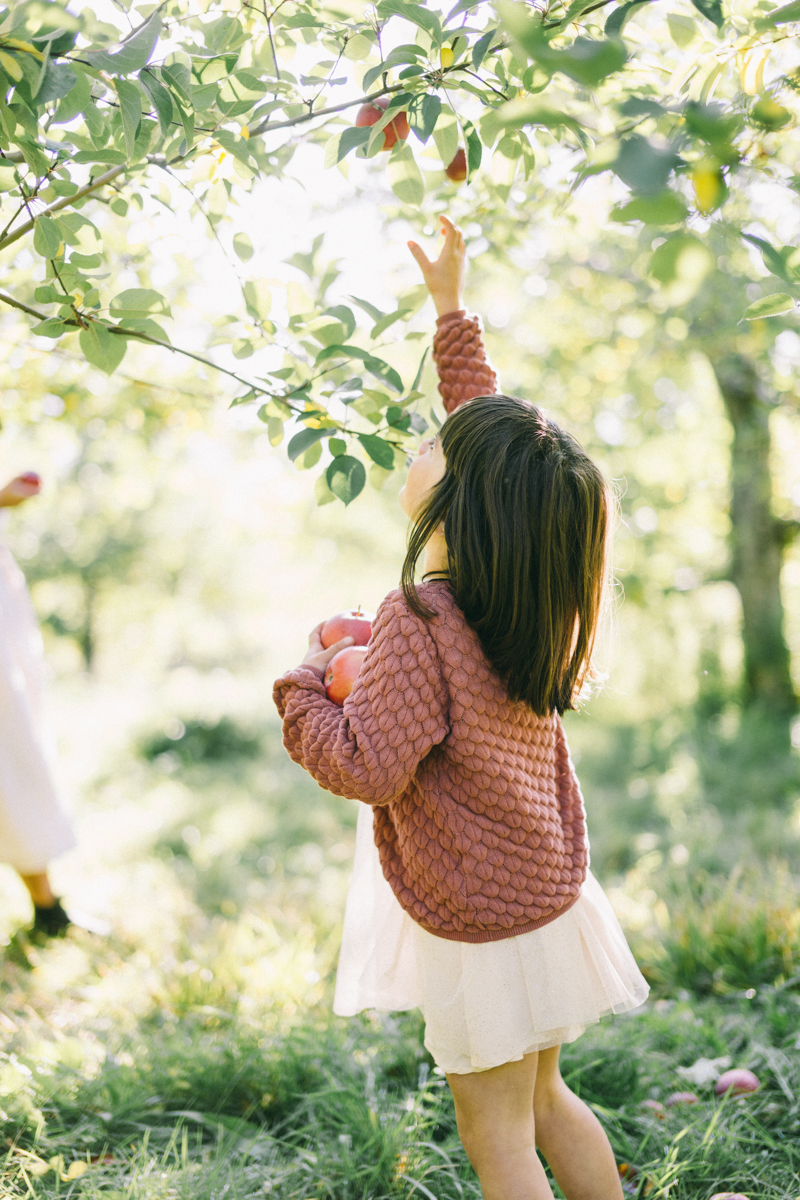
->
[0,534,75,873]
[334,803,649,1074]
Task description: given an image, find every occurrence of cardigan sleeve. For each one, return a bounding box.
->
[273,592,450,805]
[432,310,499,414]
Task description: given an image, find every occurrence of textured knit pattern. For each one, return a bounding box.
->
[433,310,499,413]
[274,584,588,944]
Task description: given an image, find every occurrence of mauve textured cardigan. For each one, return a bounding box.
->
[273,312,589,943]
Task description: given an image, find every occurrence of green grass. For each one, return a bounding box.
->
[4,914,800,1198]
[4,712,800,1198]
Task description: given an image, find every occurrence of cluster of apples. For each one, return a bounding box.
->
[355,98,467,181]
[321,607,374,704]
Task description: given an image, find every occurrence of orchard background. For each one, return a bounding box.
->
[2,0,800,1194]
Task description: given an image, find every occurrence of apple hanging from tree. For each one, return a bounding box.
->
[355,96,409,150]
[320,607,374,649]
[446,148,467,182]
[18,471,41,488]
[324,646,367,705]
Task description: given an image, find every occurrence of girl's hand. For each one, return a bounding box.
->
[300,622,354,673]
[0,473,41,508]
[408,215,466,318]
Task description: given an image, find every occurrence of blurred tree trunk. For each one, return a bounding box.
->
[712,354,796,713]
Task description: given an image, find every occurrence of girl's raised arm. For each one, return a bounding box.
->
[408,216,498,414]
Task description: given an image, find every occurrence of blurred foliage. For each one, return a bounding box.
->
[140,716,262,765]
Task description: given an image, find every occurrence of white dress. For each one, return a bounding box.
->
[334,803,649,1075]
[0,519,76,873]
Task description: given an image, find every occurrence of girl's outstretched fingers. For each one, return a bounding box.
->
[407,214,466,317]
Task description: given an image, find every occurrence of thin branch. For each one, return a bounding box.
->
[248,82,406,137]
[0,164,128,254]
[0,290,314,416]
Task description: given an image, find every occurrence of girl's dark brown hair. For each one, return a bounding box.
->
[401,395,610,716]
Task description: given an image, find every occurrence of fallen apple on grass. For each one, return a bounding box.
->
[355,96,409,150]
[320,608,373,649]
[665,1091,699,1107]
[714,1069,760,1097]
[640,1099,665,1118]
[709,1194,750,1199]
[324,646,367,705]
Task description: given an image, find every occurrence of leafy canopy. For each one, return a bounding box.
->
[1,0,798,502]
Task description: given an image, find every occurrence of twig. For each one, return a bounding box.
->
[0,164,128,254]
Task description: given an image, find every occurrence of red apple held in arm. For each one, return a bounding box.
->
[714,1068,760,1097]
[324,646,367,706]
[320,608,374,650]
[355,96,409,150]
[446,148,467,182]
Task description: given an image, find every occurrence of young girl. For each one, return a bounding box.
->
[274,216,648,1200]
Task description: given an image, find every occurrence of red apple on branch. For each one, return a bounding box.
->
[324,646,367,705]
[446,148,467,182]
[320,607,374,650]
[355,96,409,150]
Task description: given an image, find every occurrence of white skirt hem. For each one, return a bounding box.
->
[334,803,649,1075]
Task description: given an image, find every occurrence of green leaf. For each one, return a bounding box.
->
[358,433,396,469]
[233,231,254,262]
[33,215,62,259]
[84,12,162,75]
[116,79,143,159]
[463,119,482,175]
[613,135,681,195]
[72,149,128,164]
[160,64,191,108]
[243,279,272,319]
[31,317,69,338]
[432,113,459,166]
[605,0,650,34]
[287,426,330,461]
[689,0,723,26]
[139,69,174,135]
[348,296,385,322]
[387,141,424,206]
[610,191,688,224]
[324,306,357,341]
[35,61,78,105]
[741,233,800,284]
[499,4,627,86]
[409,93,441,144]
[326,455,366,505]
[684,101,742,147]
[755,0,800,24]
[118,317,170,344]
[742,293,795,320]
[491,95,582,136]
[315,344,403,391]
[110,288,172,318]
[472,28,498,70]
[325,125,372,168]
[376,0,443,44]
[314,472,337,505]
[650,234,713,294]
[79,323,127,374]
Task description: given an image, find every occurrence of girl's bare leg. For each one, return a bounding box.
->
[447,1053,555,1200]
[533,1045,624,1200]
[19,871,56,907]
